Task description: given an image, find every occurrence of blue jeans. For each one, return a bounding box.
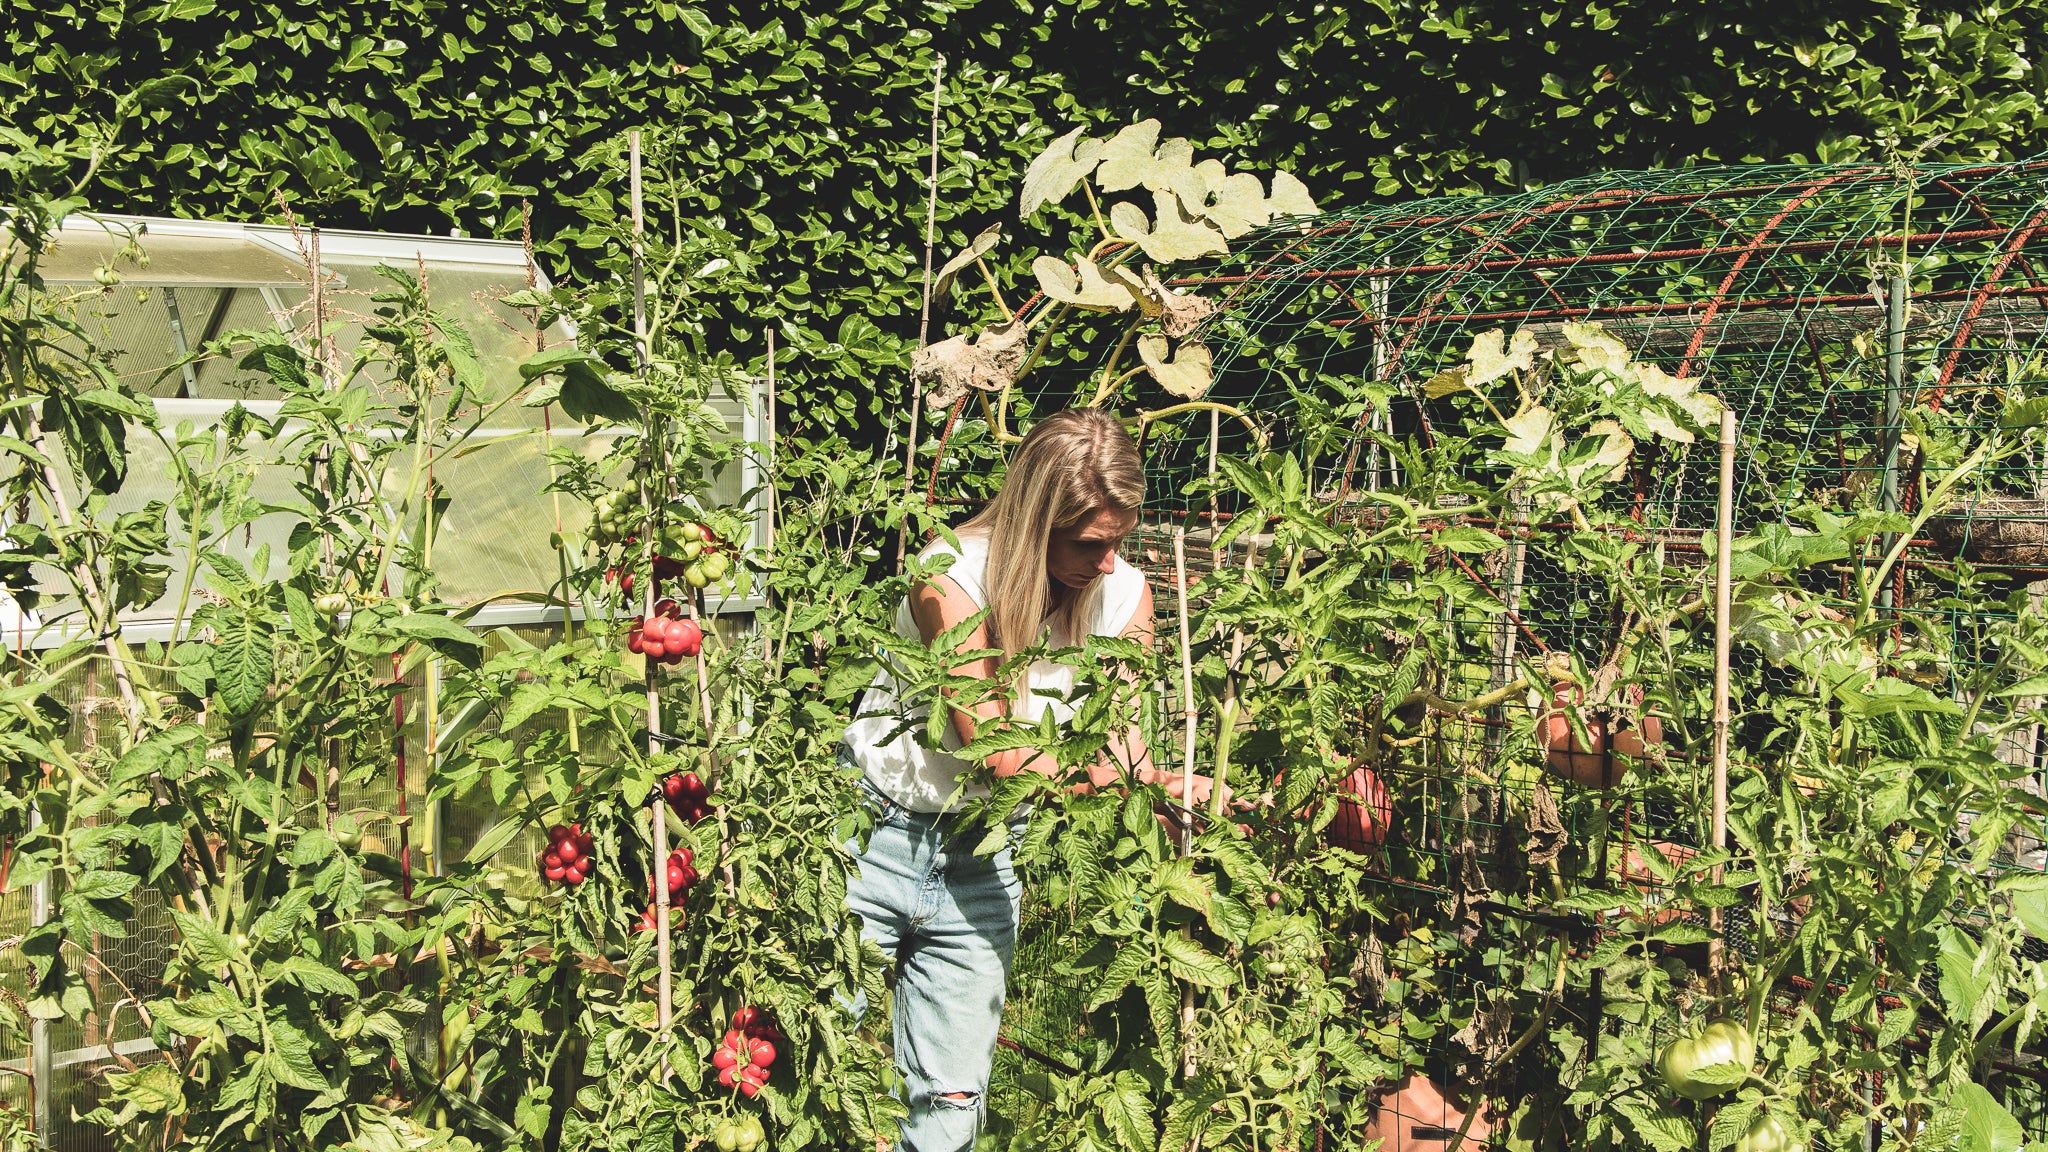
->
[842,766,1025,1152]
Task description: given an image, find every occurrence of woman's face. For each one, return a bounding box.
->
[1047,506,1139,590]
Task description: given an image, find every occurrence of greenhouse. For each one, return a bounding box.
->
[2,212,769,1145]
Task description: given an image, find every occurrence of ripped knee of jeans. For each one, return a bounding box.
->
[933,1090,979,1110]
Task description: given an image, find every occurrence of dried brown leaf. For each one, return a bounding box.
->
[914,319,1029,410]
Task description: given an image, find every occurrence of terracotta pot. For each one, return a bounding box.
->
[1541,684,1664,789]
[1613,839,1697,927]
[1363,1074,1494,1151]
[1326,764,1393,853]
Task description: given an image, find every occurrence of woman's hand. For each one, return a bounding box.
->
[1141,768,1258,813]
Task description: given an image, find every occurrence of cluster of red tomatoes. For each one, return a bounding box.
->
[628,599,703,666]
[541,823,596,886]
[663,771,715,825]
[711,1007,783,1097]
[632,846,703,932]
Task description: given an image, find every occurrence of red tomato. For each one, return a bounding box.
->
[569,824,584,838]
[627,630,646,654]
[542,849,563,870]
[675,864,699,890]
[717,1066,737,1088]
[547,824,569,843]
[723,1028,747,1052]
[674,847,693,867]
[555,839,581,865]
[714,1046,739,1071]
[668,618,703,657]
[544,863,566,882]
[667,861,686,890]
[679,773,708,802]
[663,775,686,803]
[738,1065,767,1096]
[643,639,667,660]
[733,1007,762,1031]
[573,856,594,878]
[643,615,669,642]
[747,1038,776,1068]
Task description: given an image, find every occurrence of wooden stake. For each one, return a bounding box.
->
[1172,527,1199,1079]
[1210,540,1261,820]
[764,328,777,567]
[630,130,675,1059]
[898,53,946,573]
[1709,408,1735,975]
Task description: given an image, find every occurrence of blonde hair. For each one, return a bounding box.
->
[957,408,1144,666]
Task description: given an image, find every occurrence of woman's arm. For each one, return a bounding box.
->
[1108,582,1220,807]
[904,576,1053,779]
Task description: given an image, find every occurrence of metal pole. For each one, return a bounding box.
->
[1879,270,1908,610]
[1709,408,1736,975]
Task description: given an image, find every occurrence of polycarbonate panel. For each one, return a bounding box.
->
[34,228,307,288]
[319,260,565,428]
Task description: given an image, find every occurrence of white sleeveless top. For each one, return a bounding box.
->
[843,534,1148,813]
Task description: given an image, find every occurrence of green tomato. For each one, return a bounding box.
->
[1735,1115,1803,1152]
[683,562,709,589]
[737,1116,765,1152]
[1657,1018,1754,1100]
[701,553,730,581]
[713,1119,740,1152]
[679,521,706,542]
[681,538,704,560]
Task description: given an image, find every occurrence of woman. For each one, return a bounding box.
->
[840,408,1215,1151]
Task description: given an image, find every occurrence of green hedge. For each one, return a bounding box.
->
[10,0,2048,426]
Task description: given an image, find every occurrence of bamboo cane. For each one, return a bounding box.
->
[1209,540,1261,820]
[629,131,675,1061]
[898,53,946,573]
[1172,527,1198,1079]
[1709,409,1735,976]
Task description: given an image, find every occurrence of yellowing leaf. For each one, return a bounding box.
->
[1561,320,1631,375]
[1267,171,1319,217]
[1466,328,1538,386]
[1108,199,1152,241]
[1500,403,1559,458]
[1033,255,1140,312]
[1634,359,1727,431]
[932,224,1002,301]
[1094,119,1197,195]
[1019,126,1105,217]
[1131,191,1228,263]
[1138,335,1214,399]
[1566,420,1636,487]
[1423,367,1471,398]
[1203,172,1271,238]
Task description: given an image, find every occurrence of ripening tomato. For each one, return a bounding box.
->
[1735,1115,1804,1152]
[1657,1018,1755,1100]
